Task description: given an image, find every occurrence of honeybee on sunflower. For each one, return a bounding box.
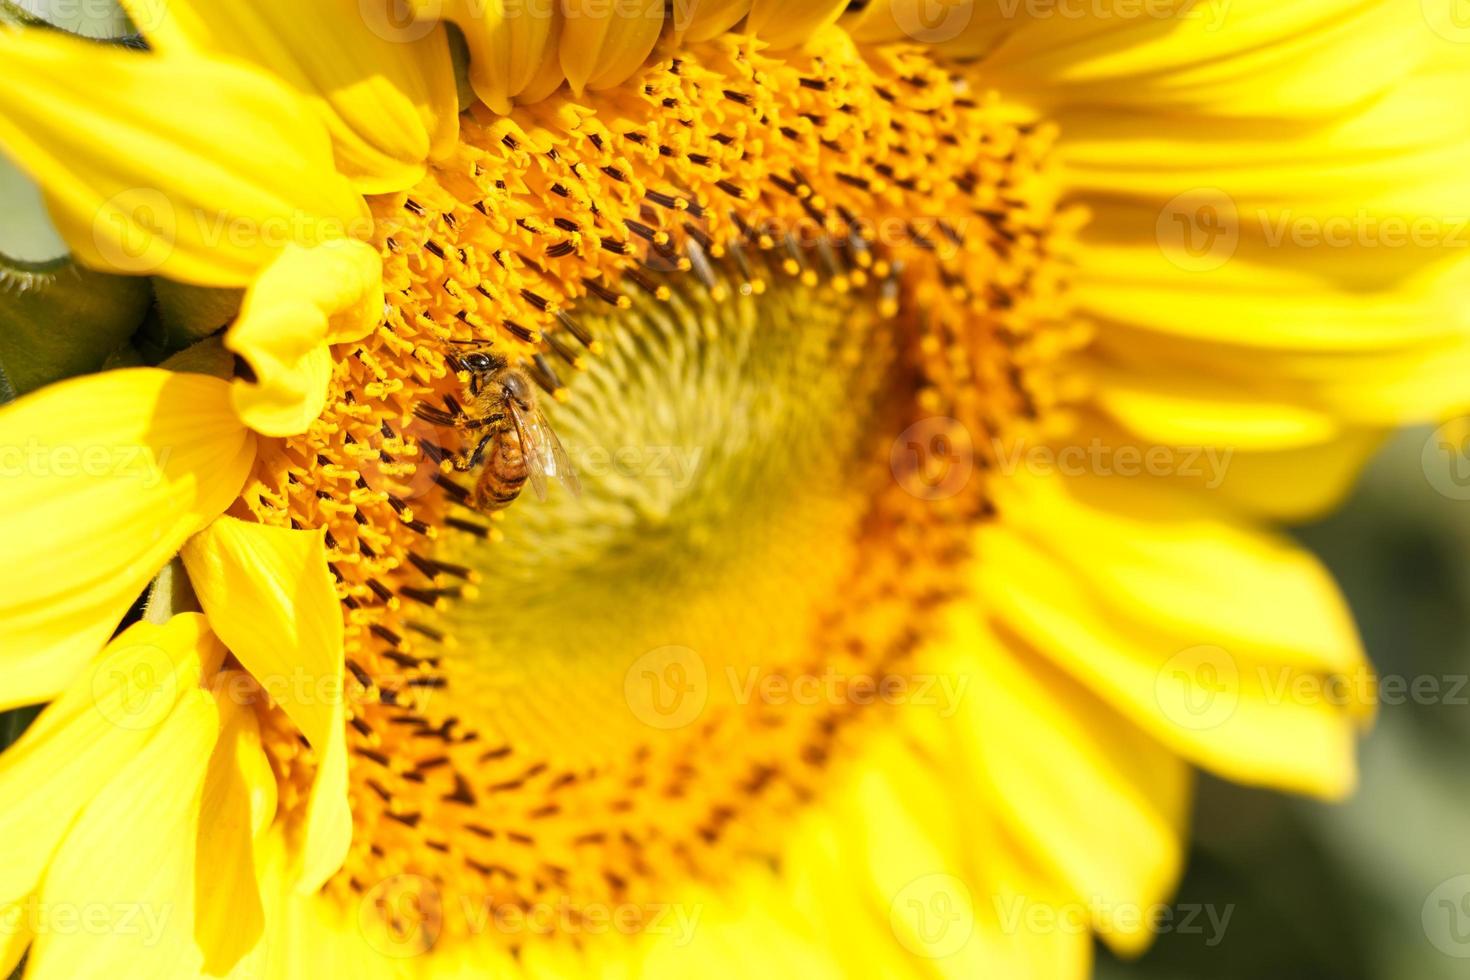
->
[0,0,1467,976]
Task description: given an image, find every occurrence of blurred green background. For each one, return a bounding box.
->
[1099,425,1470,980]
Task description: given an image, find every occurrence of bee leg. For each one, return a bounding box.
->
[448,432,494,472]
[467,432,495,468]
[414,404,459,426]
[461,412,505,431]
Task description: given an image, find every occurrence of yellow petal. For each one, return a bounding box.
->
[1208,429,1385,523]
[27,686,219,980]
[0,907,28,978]
[983,0,1424,119]
[0,614,221,907]
[977,474,1368,799]
[947,613,1189,957]
[0,370,254,710]
[841,0,1008,55]
[0,29,367,287]
[181,517,352,892]
[837,725,1093,978]
[560,0,664,95]
[447,0,564,115]
[1065,409,1381,525]
[224,239,383,437]
[745,0,846,50]
[121,0,459,194]
[195,683,274,976]
[1001,472,1365,676]
[227,827,391,978]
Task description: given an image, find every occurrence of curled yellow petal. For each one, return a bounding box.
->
[671,0,750,44]
[180,517,352,892]
[0,614,222,908]
[560,0,664,95]
[122,0,459,195]
[224,239,383,437]
[446,0,564,115]
[0,29,367,287]
[28,685,219,980]
[745,0,846,50]
[0,371,254,710]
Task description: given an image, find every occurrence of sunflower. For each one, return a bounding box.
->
[0,0,1468,976]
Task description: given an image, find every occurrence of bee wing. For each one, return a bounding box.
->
[520,403,582,499]
[506,402,550,502]
[540,411,582,498]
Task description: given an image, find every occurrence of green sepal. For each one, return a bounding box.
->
[100,343,146,370]
[142,557,201,625]
[136,279,243,362]
[160,334,235,380]
[0,356,15,405]
[446,22,476,112]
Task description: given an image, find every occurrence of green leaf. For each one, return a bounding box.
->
[0,258,153,396]
[0,0,134,39]
[0,153,67,265]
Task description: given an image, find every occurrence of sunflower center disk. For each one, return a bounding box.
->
[435,268,903,765]
[245,34,1075,953]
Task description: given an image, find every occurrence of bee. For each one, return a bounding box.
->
[414,347,580,512]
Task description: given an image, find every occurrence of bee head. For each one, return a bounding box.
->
[501,370,534,411]
[462,352,498,374]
